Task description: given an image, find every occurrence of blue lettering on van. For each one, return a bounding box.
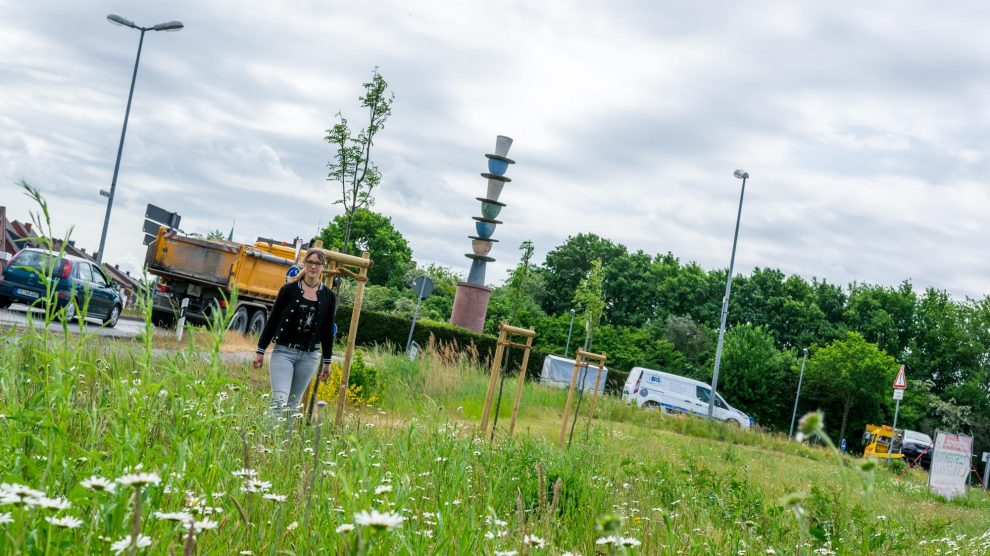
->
[649,375,663,384]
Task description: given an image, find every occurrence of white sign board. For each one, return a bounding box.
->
[928,431,973,499]
[892,389,904,400]
[982,452,989,463]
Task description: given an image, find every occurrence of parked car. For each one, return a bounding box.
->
[622,367,752,429]
[0,248,124,327]
[900,429,934,469]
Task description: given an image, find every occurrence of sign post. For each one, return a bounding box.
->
[405,276,434,356]
[888,365,907,461]
[982,452,990,490]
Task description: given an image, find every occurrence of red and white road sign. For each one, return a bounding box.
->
[893,365,907,389]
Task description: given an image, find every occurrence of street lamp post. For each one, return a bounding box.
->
[96,14,183,265]
[707,169,749,419]
[564,308,576,357]
[789,348,809,439]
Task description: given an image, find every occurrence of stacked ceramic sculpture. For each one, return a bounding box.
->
[450,135,515,333]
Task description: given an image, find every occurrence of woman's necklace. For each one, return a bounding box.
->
[303,279,321,289]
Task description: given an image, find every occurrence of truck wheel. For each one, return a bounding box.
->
[642,401,661,412]
[0,296,11,309]
[248,310,267,336]
[151,310,175,328]
[229,306,249,334]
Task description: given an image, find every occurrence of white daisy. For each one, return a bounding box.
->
[154,511,194,523]
[110,534,152,554]
[374,484,392,495]
[240,480,272,493]
[621,537,642,547]
[596,536,621,546]
[193,519,218,532]
[116,473,161,488]
[45,515,83,528]
[353,509,405,530]
[523,534,547,548]
[262,493,287,503]
[33,497,71,511]
[335,523,355,533]
[232,469,257,478]
[81,476,116,493]
[286,521,299,532]
[0,483,45,501]
[0,512,12,524]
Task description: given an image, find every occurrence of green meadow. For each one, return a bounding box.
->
[1,311,989,555]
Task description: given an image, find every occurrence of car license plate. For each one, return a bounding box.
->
[15,288,40,299]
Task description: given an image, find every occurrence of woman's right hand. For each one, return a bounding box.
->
[253,353,264,369]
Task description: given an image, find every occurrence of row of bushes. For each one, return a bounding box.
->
[334,305,629,393]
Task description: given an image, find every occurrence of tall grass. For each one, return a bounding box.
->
[2,190,990,554]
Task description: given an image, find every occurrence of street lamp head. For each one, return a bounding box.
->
[107,14,137,29]
[733,169,749,180]
[570,308,576,315]
[803,347,808,355]
[153,20,184,32]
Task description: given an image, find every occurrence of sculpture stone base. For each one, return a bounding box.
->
[450,282,493,333]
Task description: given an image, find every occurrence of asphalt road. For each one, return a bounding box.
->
[0,304,145,339]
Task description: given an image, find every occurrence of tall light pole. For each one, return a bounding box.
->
[707,169,749,419]
[96,14,183,264]
[789,348,809,439]
[564,308,576,357]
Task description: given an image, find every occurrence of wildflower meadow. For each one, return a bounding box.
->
[1,194,989,554]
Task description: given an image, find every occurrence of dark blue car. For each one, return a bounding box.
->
[0,248,124,327]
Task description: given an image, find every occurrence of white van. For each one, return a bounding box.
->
[622,367,751,429]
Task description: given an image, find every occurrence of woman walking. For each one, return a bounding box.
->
[253,248,337,417]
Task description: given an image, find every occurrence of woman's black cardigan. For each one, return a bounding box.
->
[256,281,337,364]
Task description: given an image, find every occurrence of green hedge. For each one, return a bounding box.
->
[335,306,550,380]
[335,305,630,394]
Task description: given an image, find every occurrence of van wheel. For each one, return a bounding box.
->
[229,306,249,334]
[726,418,741,428]
[248,309,267,336]
[642,401,661,412]
[0,296,11,309]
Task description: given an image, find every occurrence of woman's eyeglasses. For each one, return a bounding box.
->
[304,260,325,267]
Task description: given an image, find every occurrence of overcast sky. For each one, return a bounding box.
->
[3,1,990,300]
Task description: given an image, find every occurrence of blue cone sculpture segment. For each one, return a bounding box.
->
[450,135,516,333]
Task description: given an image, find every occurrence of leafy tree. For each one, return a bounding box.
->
[404,263,461,322]
[539,234,626,315]
[843,281,915,359]
[657,315,713,368]
[484,241,546,335]
[572,258,606,350]
[205,229,226,240]
[804,332,898,442]
[592,325,689,376]
[906,287,980,394]
[318,208,412,287]
[717,324,798,430]
[325,68,394,253]
[603,250,656,327]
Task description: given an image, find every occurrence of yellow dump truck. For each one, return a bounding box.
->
[862,424,905,461]
[144,226,309,334]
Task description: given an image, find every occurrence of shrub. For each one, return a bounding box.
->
[335,306,553,379]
